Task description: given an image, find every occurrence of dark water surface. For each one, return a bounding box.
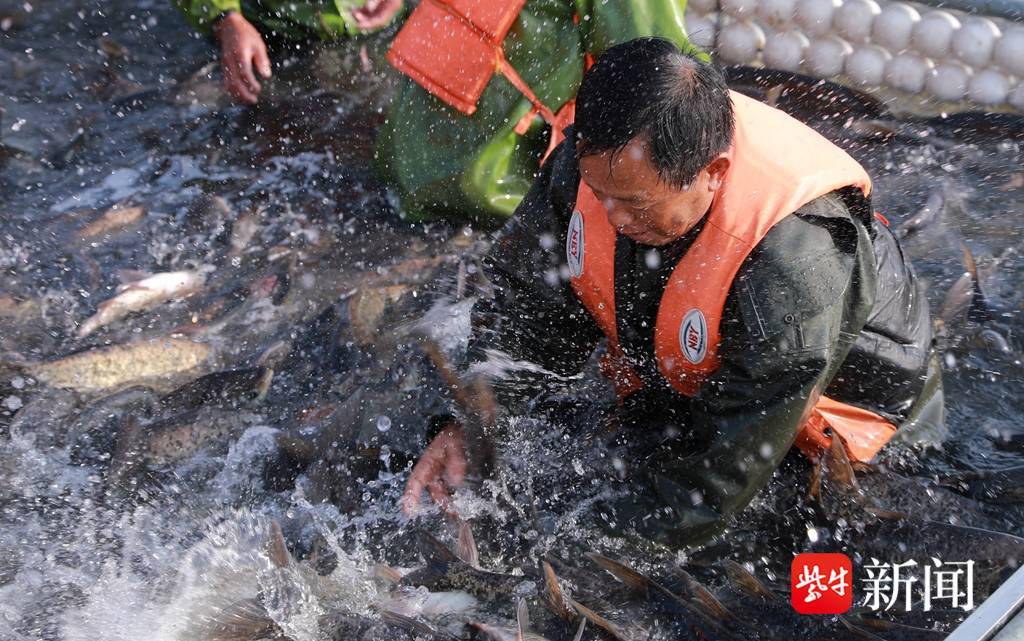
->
[1,2,1023,640]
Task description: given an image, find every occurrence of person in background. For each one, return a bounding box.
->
[376,0,704,226]
[172,0,403,104]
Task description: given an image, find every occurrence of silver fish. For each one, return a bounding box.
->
[77,270,207,338]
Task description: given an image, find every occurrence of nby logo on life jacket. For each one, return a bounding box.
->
[679,309,708,364]
[566,210,585,278]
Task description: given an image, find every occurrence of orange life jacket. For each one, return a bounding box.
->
[386,0,576,157]
[568,91,897,463]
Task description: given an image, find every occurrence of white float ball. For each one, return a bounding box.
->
[1009,82,1024,110]
[795,0,840,36]
[763,30,811,70]
[885,52,934,92]
[846,45,891,85]
[968,68,1011,104]
[953,17,1001,67]
[758,0,798,27]
[926,61,972,101]
[806,36,853,77]
[718,19,766,63]
[688,13,720,50]
[834,0,881,43]
[994,26,1024,76]
[721,0,759,19]
[912,11,960,60]
[688,0,719,15]
[872,3,920,51]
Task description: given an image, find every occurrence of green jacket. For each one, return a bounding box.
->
[172,0,385,38]
[376,0,703,226]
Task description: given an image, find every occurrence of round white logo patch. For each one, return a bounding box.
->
[679,309,708,364]
[566,210,585,278]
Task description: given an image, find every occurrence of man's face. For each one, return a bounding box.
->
[578,138,729,246]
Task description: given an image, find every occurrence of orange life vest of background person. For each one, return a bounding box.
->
[386,0,576,156]
[567,91,898,463]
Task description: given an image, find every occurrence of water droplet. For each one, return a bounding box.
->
[3,395,22,411]
[376,415,391,432]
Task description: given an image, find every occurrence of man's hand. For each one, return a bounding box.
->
[401,424,467,517]
[213,12,271,105]
[351,0,403,30]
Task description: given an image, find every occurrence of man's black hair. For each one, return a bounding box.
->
[575,37,735,189]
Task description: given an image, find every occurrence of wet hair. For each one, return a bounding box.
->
[575,38,735,189]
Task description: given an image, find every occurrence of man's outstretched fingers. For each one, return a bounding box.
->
[224,65,256,104]
[236,49,261,96]
[255,42,272,79]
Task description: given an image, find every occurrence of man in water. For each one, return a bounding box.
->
[172,0,403,104]
[401,38,942,544]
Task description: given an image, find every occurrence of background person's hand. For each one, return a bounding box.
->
[351,0,403,30]
[213,12,271,104]
[401,424,467,517]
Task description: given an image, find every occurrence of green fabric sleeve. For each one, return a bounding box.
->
[171,0,241,33]
[173,0,400,39]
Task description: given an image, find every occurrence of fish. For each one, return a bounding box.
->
[157,366,273,414]
[191,521,480,641]
[23,336,214,395]
[229,208,262,258]
[938,466,1024,504]
[76,270,207,338]
[109,368,273,478]
[76,203,145,240]
[896,189,945,240]
[348,284,410,346]
[97,36,127,59]
[65,386,159,463]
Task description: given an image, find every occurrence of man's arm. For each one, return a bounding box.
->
[463,138,604,394]
[599,194,876,544]
[403,139,604,514]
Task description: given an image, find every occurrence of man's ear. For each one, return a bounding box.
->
[705,156,730,191]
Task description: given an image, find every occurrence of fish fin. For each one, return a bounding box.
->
[541,560,575,622]
[381,610,458,641]
[826,434,859,493]
[571,617,587,641]
[516,598,530,641]
[567,598,629,641]
[953,240,994,325]
[675,568,733,621]
[400,530,460,587]
[808,458,824,501]
[863,505,909,521]
[419,529,461,568]
[374,564,404,584]
[839,616,889,640]
[720,560,779,602]
[202,598,280,641]
[266,520,291,568]
[456,520,480,568]
[586,553,650,594]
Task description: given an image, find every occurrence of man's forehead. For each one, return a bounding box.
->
[579,139,658,185]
